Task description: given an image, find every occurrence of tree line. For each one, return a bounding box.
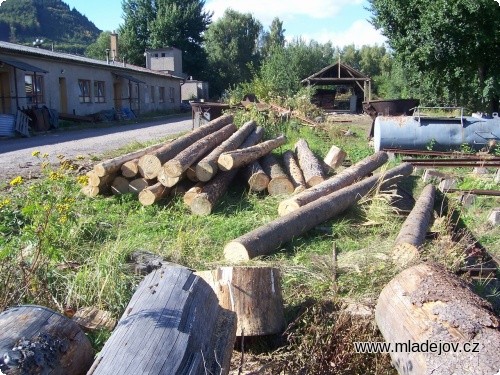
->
[85,0,499,112]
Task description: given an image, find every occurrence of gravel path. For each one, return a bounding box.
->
[0,115,193,180]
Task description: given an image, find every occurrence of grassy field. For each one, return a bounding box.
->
[1,109,498,374]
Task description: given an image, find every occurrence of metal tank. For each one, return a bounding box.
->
[373,108,500,152]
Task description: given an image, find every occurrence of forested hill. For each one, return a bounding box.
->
[0,0,101,54]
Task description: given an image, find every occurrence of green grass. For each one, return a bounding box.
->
[1,110,498,373]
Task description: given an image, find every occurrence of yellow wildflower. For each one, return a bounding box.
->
[9,176,23,186]
[41,161,50,169]
[76,155,85,160]
[0,198,11,209]
[32,150,40,157]
[77,175,89,185]
[49,171,64,181]
[57,154,65,160]
[42,153,49,158]
[59,215,68,224]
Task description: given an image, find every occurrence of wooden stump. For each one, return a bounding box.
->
[282,150,306,194]
[197,267,286,336]
[278,151,389,216]
[0,305,94,375]
[323,145,347,171]
[88,265,237,375]
[375,263,500,375]
[260,154,294,196]
[138,182,170,206]
[224,163,413,262]
[393,184,436,267]
[218,134,287,171]
[196,120,256,182]
[241,161,270,192]
[294,138,325,187]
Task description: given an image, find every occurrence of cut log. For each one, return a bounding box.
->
[294,138,326,187]
[88,265,237,375]
[87,170,115,187]
[196,120,257,182]
[260,154,294,196]
[128,178,154,194]
[81,185,101,197]
[190,127,265,215]
[282,150,306,193]
[197,266,286,336]
[94,142,166,177]
[72,307,116,332]
[158,168,184,187]
[218,134,287,171]
[138,182,170,206]
[224,163,413,262]
[183,182,204,207]
[185,166,199,182]
[190,170,238,215]
[278,151,389,216]
[138,114,233,179]
[163,123,236,178]
[111,176,130,195]
[323,145,347,171]
[375,263,500,375]
[121,158,139,178]
[0,305,94,375]
[241,161,270,192]
[393,184,436,267]
[169,179,195,197]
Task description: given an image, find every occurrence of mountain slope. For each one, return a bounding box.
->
[0,0,101,54]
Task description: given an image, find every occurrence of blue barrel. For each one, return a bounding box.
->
[374,114,500,152]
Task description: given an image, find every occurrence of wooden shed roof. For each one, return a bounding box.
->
[301,62,370,85]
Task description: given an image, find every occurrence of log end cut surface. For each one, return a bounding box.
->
[268,177,294,196]
[224,242,251,263]
[190,193,212,216]
[163,160,184,178]
[217,154,234,171]
[277,199,300,216]
[306,175,325,187]
[196,162,216,182]
[248,172,270,192]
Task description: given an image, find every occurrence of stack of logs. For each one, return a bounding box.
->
[81,114,351,216]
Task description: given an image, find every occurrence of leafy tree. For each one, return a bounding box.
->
[85,31,112,60]
[369,0,500,111]
[261,17,286,58]
[204,9,262,97]
[119,0,211,75]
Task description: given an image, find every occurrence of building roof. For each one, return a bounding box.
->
[301,62,370,85]
[0,41,184,81]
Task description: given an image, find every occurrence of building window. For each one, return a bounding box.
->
[94,81,105,103]
[150,86,155,103]
[169,87,175,103]
[161,53,165,57]
[78,79,91,103]
[159,87,165,103]
[154,53,158,58]
[25,74,44,104]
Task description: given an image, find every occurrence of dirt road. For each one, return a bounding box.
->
[0,115,193,180]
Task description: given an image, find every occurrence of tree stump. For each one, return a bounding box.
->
[323,145,347,171]
[294,138,325,187]
[375,263,500,375]
[197,266,286,336]
[88,265,237,375]
[0,305,94,375]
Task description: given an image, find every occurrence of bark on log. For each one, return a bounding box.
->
[138,114,233,179]
[196,120,256,182]
[278,151,389,216]
[164,123,237,178]
[169,180,195,197]
[0,305,94,375]
[260,154,294,196]
[183,182,204,207]
[128,178,154,194]
[157,168,184,187]
[197,267,286,336]
[88,265,237,375]
[217,134,287,171]
[323,145,347,171]
[121,159,139,178]
[241,161,270,192]
[224,163,413,262]
[185,166,199,182]
[138,182,170,206]
[294,138,326,187]
[375,263,500,375]
[282,150,306,194]
[190,127,265,215]
[94,142,165,177]
[111,176,130,195]
[393,184,436,267]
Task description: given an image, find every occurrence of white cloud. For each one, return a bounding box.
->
[205,0,363,25]
[295,19,387,47]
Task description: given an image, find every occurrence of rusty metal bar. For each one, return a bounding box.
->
[442,189,500,196]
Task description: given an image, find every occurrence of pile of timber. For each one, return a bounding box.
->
[81,116,354,216]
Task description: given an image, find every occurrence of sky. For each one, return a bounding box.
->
[0,0,387,47]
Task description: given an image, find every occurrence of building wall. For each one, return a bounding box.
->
[145,48,183,77]
[0,53,181,116]
[181,81,209,101]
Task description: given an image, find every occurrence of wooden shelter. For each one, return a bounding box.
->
[301,62,371,113]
